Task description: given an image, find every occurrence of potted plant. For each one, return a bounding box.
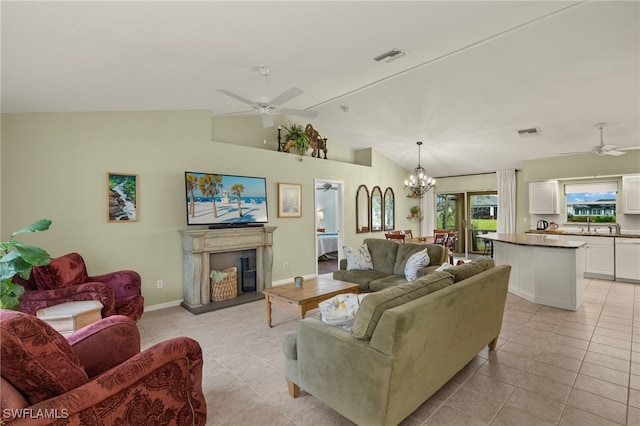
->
[410,206,420,218]
[284,124,310,155]
[0,219,52,310]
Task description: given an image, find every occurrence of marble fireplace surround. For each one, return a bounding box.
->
[179,226,276,314]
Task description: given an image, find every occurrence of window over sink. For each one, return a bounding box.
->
[565,182,617,223]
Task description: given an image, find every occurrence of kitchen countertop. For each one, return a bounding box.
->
[526,230,640,239]
[480,233,586,248]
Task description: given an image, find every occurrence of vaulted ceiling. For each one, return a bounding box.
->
[2,1,638,177]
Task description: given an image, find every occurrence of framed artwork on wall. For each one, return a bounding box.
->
[107,172,138,222]
[278,182,302,218]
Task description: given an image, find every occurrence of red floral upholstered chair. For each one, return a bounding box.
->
[15,252,144,321]
[0,310,207,425]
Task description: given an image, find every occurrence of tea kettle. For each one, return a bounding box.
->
[536,220,549,230]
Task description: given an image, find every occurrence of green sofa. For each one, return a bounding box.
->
[332,238,448,292]
[284,259,511,426]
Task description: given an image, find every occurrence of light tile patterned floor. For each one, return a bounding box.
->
[138,277,639,425]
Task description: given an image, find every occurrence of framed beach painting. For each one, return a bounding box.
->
[107,173,138,222]
[278,182,302,218]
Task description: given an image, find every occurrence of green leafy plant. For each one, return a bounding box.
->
[0,219,52,310]
[284,124,310,154]
[410,205,420,216]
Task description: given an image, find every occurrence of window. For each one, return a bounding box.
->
[565,182,617,223]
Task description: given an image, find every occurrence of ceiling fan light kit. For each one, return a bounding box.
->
[215,67,319,128]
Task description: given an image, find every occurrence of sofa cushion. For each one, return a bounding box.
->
[363,239,399,275]
[343,244,374,271]
[368,274,410,292]
[392,243,430,275]
[31,252,89,291]
[351,271,454,340]
[332,269,387,291]
[448,257,495,282]
[0,310,88,404]
[404,249,430,282]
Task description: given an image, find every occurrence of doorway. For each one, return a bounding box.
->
[436,191,498,257]
[315,179,344,276]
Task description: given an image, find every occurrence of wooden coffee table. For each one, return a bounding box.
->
[263,277,359,327]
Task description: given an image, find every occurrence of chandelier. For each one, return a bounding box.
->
[404,141,436,196]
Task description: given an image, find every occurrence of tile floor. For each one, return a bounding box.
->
[138,276,639,425]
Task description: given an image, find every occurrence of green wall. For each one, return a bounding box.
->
[1,110,413,308]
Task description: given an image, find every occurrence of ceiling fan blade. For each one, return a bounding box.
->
[620,145,640,151]
[558,151,589,156]
[269,87,303,106]
[261,113,274,128]
[217,89,256,106]
[278,108,319,118]
[603,150,626,156]
[600,144,618,151]
[212,110,256,117]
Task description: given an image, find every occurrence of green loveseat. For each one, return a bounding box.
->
[332,238,448,292]
[284,259,511,426]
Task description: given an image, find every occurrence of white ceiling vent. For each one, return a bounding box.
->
[517,127,541,137]
[373,48,408,63]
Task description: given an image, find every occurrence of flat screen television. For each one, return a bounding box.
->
[185,171,268,227]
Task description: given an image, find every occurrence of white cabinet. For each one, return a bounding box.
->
[622,175,640,214]
[529,181,559,214]
[561,235,615,279]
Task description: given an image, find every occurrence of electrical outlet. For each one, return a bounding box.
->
[283,262,289,270]
[156,280,163,289]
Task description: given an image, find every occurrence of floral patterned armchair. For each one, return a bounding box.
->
[0,310,207,425]
[15,252,144,322]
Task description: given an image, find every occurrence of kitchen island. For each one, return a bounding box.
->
[479,233,586,311]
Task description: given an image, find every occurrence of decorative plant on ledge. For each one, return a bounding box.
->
[284,124,310,154]
[410,206,421,218]
[0,219,52,310]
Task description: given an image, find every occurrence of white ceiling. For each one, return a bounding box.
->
[2,1,639,177]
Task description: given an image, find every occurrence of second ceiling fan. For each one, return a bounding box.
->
[215,67,319,128]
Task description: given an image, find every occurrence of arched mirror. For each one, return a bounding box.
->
[370,186,383,232]
[356,185,370,233]
[384,187,395,231]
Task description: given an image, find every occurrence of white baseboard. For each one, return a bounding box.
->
[143,299,183,312]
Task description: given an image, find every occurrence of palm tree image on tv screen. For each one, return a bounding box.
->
[185,172,268,226]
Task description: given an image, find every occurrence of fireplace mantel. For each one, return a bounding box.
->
[179,226,277,313]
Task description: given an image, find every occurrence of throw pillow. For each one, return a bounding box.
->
[404,249,430,282]
[0,310,88,404]
[319,293,368,331]
[343,244,374,271]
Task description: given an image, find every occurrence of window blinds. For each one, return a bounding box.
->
[564,182,618,194]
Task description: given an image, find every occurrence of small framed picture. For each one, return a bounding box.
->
[278,182,302,218]
[107,173,138,222]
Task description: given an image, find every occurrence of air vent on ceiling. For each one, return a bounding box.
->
[373,48,408,63]
[517,127,541,137]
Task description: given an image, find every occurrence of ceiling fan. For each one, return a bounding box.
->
[214,67,319,128]
[559,123,640,156]
[316,182,338,191]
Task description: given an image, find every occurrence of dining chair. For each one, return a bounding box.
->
[385,232,406,243]
[433,232,449,246]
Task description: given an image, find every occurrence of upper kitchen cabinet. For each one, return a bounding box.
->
[529,181,559,214]
[622,175,640,214]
